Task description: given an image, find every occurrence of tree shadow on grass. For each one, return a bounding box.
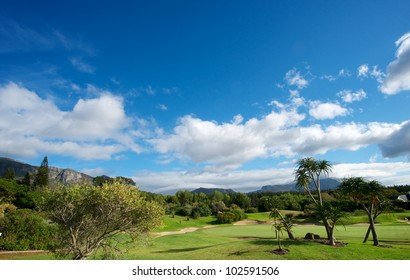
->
[246,238,319,247]
[152,245,216,254]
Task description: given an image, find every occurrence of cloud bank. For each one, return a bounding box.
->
[380,32,410,94]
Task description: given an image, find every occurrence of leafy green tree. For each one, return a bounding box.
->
[0,208,58,250]
[37,181,164,260]
[175,190,193,206]
[0,178,35,208]
[92,175,114,186]
[338,177,387,246]
[294,157,336,245]
[231,192,251,211]
[2,168,15,180]
[115,176,136,186]
[33,156,49,188]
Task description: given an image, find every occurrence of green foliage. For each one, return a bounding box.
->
[37,181,164,260]
[2,168,15,180]
[191,203,212,218]
[33,156,49,188]
[0,178,35,209]
[0,208,58,250]
[216,208,247,224]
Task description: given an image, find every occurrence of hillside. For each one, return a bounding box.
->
[255,178,341,193]
[0,157,92,185]
[191,187,236,195]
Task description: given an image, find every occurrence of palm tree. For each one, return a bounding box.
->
[295,157,336,245]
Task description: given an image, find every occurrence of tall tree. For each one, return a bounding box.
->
[338,177,386,246]
[294,157,337,245]
[33,156,49,188]
[38,181,164,260]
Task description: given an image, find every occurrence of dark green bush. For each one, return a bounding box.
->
[216,208,247,224]
[191,204,212,218]
[0,208,58,250]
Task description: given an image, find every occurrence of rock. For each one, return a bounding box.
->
[304,233,320,240]
[49,167,93,185]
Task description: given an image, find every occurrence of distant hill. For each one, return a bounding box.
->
[254,178,341,193]
[0,157,38,178]
[0,157,92,185]
[191,187,236,195]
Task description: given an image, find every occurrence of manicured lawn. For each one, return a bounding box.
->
[2,211,409,260]
[126,222,410,260]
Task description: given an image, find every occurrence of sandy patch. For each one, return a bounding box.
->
[234,219,269,226]
[155,227,199,237]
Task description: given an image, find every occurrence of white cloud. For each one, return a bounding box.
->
[157,104,168,111]
[134,161,410,193]
[0,82,139,160]
[380,32,410,94]
[308,101,349,120]
[338,89,367,103]
[321,69,351,81]
[70,57,95,74]
[379,120,410,158]
[150,101,401,170]
[358,64,369,78]
[285,68,309,89]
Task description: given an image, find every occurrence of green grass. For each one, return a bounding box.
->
[155,215,216,232]
[2,211,409,260]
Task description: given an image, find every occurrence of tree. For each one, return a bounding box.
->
[38,181,164,260]
[270,209,294,240]
[0,208,58,251]
[338,177,387,246]
[33,156,49,188]
[294,157,337,245]
[2,168,15,180]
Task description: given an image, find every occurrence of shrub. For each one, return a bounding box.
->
[0,208,58,250]
[216,208,247,224]
[191,204,212,218]
[175,205,192,216]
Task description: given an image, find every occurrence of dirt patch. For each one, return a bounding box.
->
[0,250,46,259]
[155,227,199,237]
[234,219,269,226]
[270,248,289,255]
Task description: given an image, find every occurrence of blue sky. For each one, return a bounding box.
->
[1,0,410,193]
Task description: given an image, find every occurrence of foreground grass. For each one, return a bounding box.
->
[126,222,410,260]
[3,211,409,260]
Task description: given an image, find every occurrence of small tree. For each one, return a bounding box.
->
[38,181,164,260]
[338,177,386,246]
[294,157,336,245]
[270,209,294,239]
[33,156,49,189]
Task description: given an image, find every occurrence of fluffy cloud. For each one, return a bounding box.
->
[380,32,410,94]
[0,82,136,160]
[338,89,367,103]
[357,64,385,83]
[308,101,349,120]
[150,104,400,170]
[285,68,309,89]
[379,120,410,158]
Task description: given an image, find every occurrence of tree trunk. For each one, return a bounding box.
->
[363,226,371,243]
[363,203,379,246]
[274,209,294,239]
[322,218,335,246]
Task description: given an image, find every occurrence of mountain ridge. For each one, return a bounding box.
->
[0,157,92,185]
